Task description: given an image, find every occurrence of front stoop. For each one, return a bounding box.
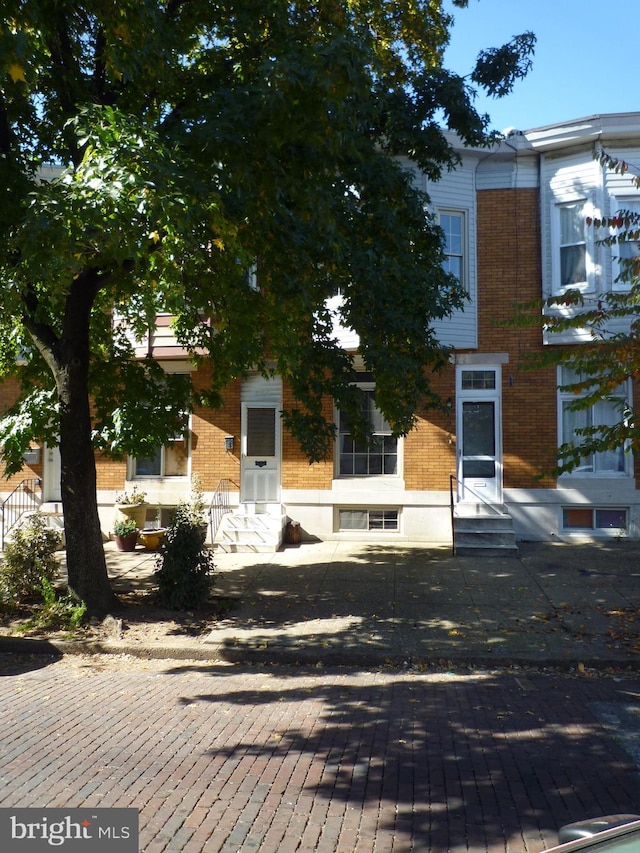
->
[453,505,519,557]
[214,509,286,553]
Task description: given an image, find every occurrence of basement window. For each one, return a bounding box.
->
[338,509,399,531]
[562,507,627,532]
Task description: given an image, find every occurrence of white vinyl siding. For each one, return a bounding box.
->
[541,154,599,298]
[427,158,477,349]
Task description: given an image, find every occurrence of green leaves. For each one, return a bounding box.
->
[0,0,536,466]
[472,32,536,98]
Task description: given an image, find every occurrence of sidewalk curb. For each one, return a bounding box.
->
[1,634,639,672]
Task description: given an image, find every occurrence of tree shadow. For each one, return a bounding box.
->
[205,540,640,665]
[170,666,640,852]
[0,646,63,675]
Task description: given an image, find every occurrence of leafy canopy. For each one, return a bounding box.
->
[0,0,535,470]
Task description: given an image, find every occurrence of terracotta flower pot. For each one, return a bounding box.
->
[114,531,139,552]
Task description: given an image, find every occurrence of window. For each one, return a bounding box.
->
[440,212,464,286]
[461,369,496,391]
[558,367,629,476]
[338,509,399,531]
[563,507,627,532]
[559,201,587,287]
[338,388,398,476]
[134,436,189,478]
[611,198,640,291]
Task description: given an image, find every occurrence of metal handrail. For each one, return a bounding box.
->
[450,472,505,557]
[1,478,42,550]
[449,474,457,556]
[208,478,237,544]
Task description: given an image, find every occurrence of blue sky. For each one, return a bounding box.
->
[444,0,639,133]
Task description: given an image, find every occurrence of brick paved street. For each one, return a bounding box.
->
[1,654,640,853]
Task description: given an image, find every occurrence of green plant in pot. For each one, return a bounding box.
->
[113,517,139,552]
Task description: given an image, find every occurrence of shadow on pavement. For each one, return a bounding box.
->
[0,646,63,675]
[205,540,640,665]
[166,665,640,852]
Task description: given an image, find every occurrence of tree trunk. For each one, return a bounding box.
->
[51,273,120,618]
[58,363,119,617]
[23,269,120,617]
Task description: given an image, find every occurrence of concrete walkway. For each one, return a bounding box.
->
[46,537,640,668]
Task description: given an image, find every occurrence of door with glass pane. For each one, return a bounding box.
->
[241,404,280,503]
[43,444,62,502]
[457,368,502,504]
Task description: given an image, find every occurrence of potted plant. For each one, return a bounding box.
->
[138,527,166,551]
[115,485,148,529]
[113,518,140,552]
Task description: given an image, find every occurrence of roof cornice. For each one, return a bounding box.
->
[525,113,640,151]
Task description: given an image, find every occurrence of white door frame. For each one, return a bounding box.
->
[43,443,62,503]
[240,402,281,505]
[456,365,503,505]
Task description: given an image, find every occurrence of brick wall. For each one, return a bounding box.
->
[404,365,456,491]
[0,378,44,490]
[476,187,557,489]
[281,382,334,490]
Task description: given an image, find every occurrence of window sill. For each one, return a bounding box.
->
[332,477,405,492]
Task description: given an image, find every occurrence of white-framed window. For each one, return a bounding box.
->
[338,508,399,531]
[562,507,627,533]
[611,197,640,292]
[552,199,594,292]
[439,210,465,287]
[558,366,629,476]
[133,435,189,478]
[337,387,398,477]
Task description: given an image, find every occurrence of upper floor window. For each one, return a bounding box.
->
[338,388,398,476]
[611,198,640,292]
[558,201,588,289]
[558,367,629,476]
[439,211,464,287]
[133,435,189,478]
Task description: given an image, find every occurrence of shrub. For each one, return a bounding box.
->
[13,577,87,635]
[0,513,61,606]
[154,502,215,610]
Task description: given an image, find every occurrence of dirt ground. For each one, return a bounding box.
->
[0,589,237,650]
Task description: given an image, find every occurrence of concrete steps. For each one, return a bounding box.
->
[214,509,286,553]
[453,505,519,557]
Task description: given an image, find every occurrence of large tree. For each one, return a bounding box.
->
[0,0,534,615]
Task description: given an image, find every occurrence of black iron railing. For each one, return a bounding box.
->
[1,478,42,550]
[449,474,457,556]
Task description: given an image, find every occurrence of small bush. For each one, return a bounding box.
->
[0,514,61,606]
[13,577,87,635]
[154,503,215,610]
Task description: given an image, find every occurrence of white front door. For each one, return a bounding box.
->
[43,444,62,502]
[241,404,280,503]
[456,367,502,504]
